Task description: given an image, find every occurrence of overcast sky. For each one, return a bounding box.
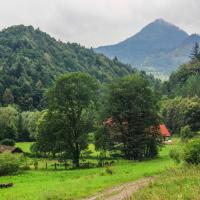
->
[0,0,199,47]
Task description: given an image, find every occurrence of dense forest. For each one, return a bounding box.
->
[0,25,133,110]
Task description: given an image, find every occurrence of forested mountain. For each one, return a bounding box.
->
[96,19,200,78]
[166,60,200,97]
[0,25,132,110]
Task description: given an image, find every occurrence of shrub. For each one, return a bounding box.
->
[105,166,113,175]
[169,149,181,163]
[0,153,23,176]
[30,142,39,153]
[180,125,194,141]
[0,138,16,146]
[183,138,200,164]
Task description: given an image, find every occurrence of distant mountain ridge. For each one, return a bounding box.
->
[95,19,200,78]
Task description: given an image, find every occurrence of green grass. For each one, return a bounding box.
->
[0,143,177,200]
[15,142,34,153]
[130,165,200,200]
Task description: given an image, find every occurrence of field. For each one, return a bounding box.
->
[0,142,178,200]
[131,165,200,200]
[15,142,34,153]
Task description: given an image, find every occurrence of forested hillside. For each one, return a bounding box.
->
[160,45,200,137]
[166,51,200,97]
[0,25,132,110]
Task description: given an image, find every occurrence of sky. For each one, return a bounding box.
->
[0,0,199,47]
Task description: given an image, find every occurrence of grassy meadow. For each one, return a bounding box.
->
[15,142,34,153]
[0,142,178,200]
[131,165,200,200]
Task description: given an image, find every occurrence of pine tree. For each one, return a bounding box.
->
[191,42,200,61]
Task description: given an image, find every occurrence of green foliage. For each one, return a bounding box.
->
[183,138,200,164]
[95,125,113,152]
[180,125,194,141]
[161,97,200,134]
[0,105,41,142]
[36,72,99,167]
[0,106,18,140]
[0,153,23,176]
[167,60,200,97]
[0,25,132,110]
[30,143,39,155]
[105,166,113,175]
[18,111,41,141]
[106,73,162,160]
[2,88,14,105]
[191,42,200,61]
[0,138,15,146]
[169,149,181,163]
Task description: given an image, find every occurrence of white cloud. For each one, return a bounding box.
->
[0,0,199,47]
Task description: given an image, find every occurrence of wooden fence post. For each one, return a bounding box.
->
[54,163,57,170]
[64,162,67,170]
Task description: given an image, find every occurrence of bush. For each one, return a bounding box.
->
[169,149,181,163]
[0,153,23,176]
[180,125,194,141]
[105,166,113,175]
[0,138,15,146]
[183,138,200,164]
[30,142,39,153]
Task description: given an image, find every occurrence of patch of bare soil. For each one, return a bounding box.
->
[83,177,154,200]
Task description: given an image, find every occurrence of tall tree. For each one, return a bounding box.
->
[191,42,200,61]
[107,73,161,160]
[3,88,14,106]
[37,72,98,167]
[0,106,18,140]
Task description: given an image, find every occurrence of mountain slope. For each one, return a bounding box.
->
[0,25,132,110]
[95,19,200,77]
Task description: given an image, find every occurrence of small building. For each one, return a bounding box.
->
[0,145,23,154]
[103,117,114,126]
[104,119,171,141]
[159,124,171,140]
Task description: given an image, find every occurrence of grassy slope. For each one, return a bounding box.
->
[15,142,34,153]
[131,165,200,200]
[0,144,177,200]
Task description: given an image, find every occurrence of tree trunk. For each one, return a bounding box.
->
[73,144,80,168]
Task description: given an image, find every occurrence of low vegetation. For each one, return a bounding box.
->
[0,153,23,176]
[0,144,176,200]
[131,165,200,200]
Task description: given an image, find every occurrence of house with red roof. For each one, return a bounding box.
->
[104,118,171,140]
[159,124,171,140]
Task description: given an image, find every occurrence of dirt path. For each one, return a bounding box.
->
[83,177,154,200]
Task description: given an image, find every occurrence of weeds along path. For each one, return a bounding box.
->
[83,177,154,200]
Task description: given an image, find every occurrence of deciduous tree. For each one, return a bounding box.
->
[37,72,98,167]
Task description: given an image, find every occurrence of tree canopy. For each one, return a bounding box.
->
[0,25,132,110]
[36,72,99,167]
[104,73,161,160]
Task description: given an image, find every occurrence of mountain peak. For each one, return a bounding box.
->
[154,18,169,24]
[124,19,189,49]
[151,18,179,28]
[95,19,193,77]
[142,19,188,35]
